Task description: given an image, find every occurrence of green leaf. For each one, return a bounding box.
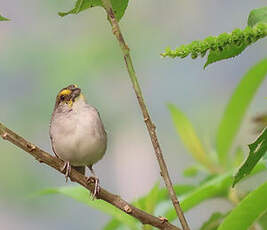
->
[38,186,138,230]
[58,0,101,17]
[168,104,216,172]
[248,7,267,27]
[200,212,226,230]
[138,184,161,230]
[204,43,247,68]
[164,163,266,222]
[0,14,9,21]
[218,181,267,230]
[109,0,129,21]
[104,183,195,230]
[164,172,232,222]
[183,165,199,177]
[216,58,267,166]
[258,211,267,230]
[103,219,122,230]
[134,182,161,214]
[59,0,129,21]
[233,128,267,187]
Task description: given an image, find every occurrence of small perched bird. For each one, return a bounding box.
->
[49,84,107,197]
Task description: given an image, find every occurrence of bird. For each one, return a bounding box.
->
[49,84,107,198]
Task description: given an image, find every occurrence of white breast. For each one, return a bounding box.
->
[50,100,107,166]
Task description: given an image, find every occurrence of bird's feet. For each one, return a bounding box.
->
[86,176,100,199]
[61,161,71,182]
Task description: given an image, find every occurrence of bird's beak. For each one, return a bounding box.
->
[71,87,81,101]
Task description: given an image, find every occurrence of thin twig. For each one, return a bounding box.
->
[100,1,190,230]
[0,122,180,230]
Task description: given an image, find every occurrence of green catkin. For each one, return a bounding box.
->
[161,23,267,59]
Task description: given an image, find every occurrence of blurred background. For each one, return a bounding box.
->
[0,0,266,229]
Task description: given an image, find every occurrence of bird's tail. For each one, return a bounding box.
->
[73,166,86,175]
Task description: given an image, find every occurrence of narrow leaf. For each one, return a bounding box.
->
[233,128,267,186]
[164,163,266,222]
[168,104,216,172]
[183,165,199,177]
[104,183,195,230]
[216,58,267,166]
[58,0,101,17]
[0,14,9,21]
[258,212,267,230]
[134,182,161,213]
[164,172,233,222]
[248,6,267,27]
[218,181,267,230]
[200,212,226,230]
[103,219,122,230]
[109,0,129,21]
[59,0,129,21]
[38,186,138,230]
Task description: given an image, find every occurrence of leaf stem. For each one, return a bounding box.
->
[100,1,190,230]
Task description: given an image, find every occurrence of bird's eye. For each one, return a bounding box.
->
[60,95,65,101]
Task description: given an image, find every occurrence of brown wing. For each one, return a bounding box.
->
[50,135,59,158]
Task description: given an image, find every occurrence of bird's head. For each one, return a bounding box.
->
[55,84,85,109]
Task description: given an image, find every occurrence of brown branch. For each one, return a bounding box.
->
[100,1,190,230]
[0,122,180,230]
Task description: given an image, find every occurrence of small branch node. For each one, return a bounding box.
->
[108,9,115,19]
[36,157,44,163]
[112,26,118,35]
[173,200,179,206]
[159,216,168,223]
[87,176,96,184]
[1,132,8,140]
[124,44,129,52]
[27,143,36,152]
[123,204,132,214]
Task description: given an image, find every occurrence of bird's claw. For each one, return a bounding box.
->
[61,162,71,182]
[87,176,100,200]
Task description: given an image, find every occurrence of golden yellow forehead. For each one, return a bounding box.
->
[58,89,72,97]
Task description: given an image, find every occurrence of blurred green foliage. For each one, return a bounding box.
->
[199,212,226,230]
[216,58,267,167]
[218,181,267,230]
[0,14,9,21]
